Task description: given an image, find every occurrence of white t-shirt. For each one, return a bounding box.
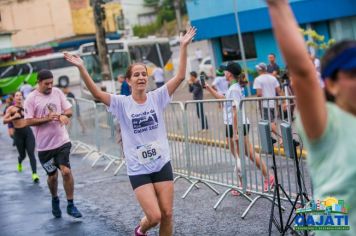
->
[224,83,249,125]
[253,74,280,108]
[20,84,33,99]
[152,67,165,83]
[108,85,172,176]
[212,76,229,95]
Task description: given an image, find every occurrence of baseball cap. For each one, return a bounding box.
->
[215,68,224,76]
[255,62,267,71]
[220,62,242,76]
[37,69,53,81]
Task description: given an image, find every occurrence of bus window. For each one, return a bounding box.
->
[82,54,102,82]
[110,51,129,79]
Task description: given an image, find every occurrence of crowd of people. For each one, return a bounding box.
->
[0,0,355,234]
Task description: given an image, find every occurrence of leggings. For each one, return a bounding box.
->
[14,127,37,173]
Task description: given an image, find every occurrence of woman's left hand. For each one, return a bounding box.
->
[180,27,197,47]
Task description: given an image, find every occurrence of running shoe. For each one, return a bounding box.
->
[17,163,22,172]
[264,174,275,192]
[52,198,62,218]
[32,173,40,183]
[135,225,147,236]
[67,204,82,218]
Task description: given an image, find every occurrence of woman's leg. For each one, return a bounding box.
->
[134,183,162,233]
[153,181,174,236]
[244,137,267,178]
[25,128,37,174]
[14,130,26,165]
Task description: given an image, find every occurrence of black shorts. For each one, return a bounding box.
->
[225,124,250,138]
[38,142,72,176]
[262,108,276,121]
[129,161,173,190]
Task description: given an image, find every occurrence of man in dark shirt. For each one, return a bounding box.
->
[267,53,280,80]
[118,75,131,96]
[188,71,208,130]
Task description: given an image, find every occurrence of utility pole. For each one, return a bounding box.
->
[174,0,183,33]
[91,0,111,81]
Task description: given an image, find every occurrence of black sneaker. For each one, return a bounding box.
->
[67,204,82,218]
[52,198,62,218]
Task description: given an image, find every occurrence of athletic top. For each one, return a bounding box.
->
[108,85,172,176]
[224,83,249,125]
[24,87,72,151]
[298,103,356,236]
[11,106,25,120]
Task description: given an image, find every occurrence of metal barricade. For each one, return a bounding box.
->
[237,96,312,219]
[70,98,99,160]
[178,99,253,208]
[91,103,125,174]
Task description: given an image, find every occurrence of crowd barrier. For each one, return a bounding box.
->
[68,96,312,220]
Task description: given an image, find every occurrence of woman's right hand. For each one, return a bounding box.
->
[64,52,85,68]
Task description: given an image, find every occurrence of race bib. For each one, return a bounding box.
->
[136,141,161,164]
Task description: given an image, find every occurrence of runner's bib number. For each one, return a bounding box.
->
[136,142,161,164]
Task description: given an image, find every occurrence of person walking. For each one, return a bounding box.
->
[3,91,39,182]
[188,71,209,131]
[118,74,131,96]
[24,69,82,219]
[253,62,282,143]
[266,0,356,235]
[205,62,275,193]
[152,66,165,89]
[64,27,196,236]
[19,81,33,99]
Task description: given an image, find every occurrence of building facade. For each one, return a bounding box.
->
[186,0,356,72]
[0,0,122,48]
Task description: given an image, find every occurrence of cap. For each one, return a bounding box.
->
[221,62,242,76]
[37,69,53,81]
[215,69,224,76]
[255,62,267,71]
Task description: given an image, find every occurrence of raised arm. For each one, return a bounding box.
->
[205,84,225,99]
[266,0,327,140]
[166,27,197,96]
[64,52,111,106]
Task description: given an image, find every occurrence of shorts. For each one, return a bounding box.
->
[262,108,276,121]
[225,124,250,138]
[38,142,72,176]
[129,161,173,190]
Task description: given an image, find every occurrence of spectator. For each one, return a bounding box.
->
[19,81,33,99]
[118,74,131,96]
[253,62,282,143]
[188,71,208,131]
[267,53,281,80]
[152,66,165,88]
[195,48,203,63]
[212,68,229,96]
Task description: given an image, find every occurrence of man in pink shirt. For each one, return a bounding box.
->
[24,69,82,218]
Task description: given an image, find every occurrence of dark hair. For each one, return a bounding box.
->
[190,71,197,78]
[125,63,147,80]
[321,40,356,102]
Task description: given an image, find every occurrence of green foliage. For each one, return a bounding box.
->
[133,22,159,38]
[300,28,336,53]
[143,0,160,7]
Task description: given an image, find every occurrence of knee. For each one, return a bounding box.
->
[161,208,173,221]
[48,172,58,183]
[147,212,161,226]
[60,166,72,178]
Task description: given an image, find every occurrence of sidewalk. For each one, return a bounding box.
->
[0,121,285,236]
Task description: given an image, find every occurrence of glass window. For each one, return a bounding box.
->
[220,33,257,61]
[329,16,356,41]
[110,51,130,79]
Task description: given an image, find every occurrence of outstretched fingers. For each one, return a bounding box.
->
[180,27,197,46]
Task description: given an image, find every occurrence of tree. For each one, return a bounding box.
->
[301,28,336,54]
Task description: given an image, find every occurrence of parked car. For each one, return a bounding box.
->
[198,56,214,79]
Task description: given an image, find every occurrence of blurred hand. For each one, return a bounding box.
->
[179,27,197,47]
[48,112,59,121]
[64,52,84,68]
[59,115,70,126]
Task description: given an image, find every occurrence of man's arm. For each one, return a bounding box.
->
[205,84,225,99]
[59,108,72,126]
[256,89,263,97]
[26,114,56,126]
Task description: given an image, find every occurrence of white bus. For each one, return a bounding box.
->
[0,52,81,95]
[26,52,81,88]
[78,37,173,98]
